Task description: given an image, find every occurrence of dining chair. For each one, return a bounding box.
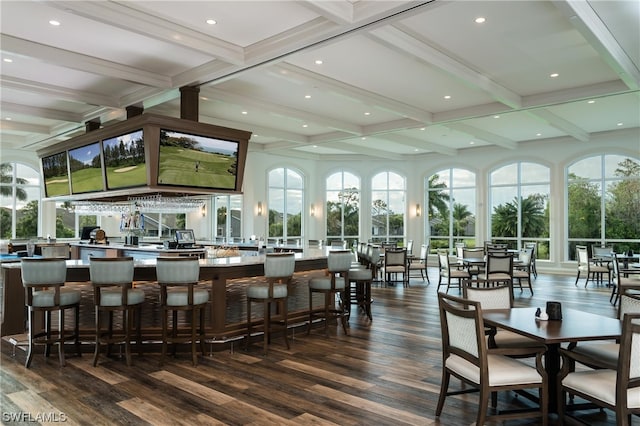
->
[462,247,485,277]
[247,252,295,354]
[435,292,548,426]
[408,243,430,283]
[575,245,610,287]
[90,256,144,367]
[383,247,408,287]
[523,242,538,278]
[21,258,81,368]
[480,252,514,289]
[512,247,534,295]
[157,256,209,365]
[610,253,640,305]
[558,312,640,425]
[308,250,352,336]
[437,249,470,293]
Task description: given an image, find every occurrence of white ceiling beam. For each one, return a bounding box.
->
[381,134,457,156]
[528,109,590,142]
[0,120,51,134]
[300,0,354,24]
[446,123,518,150]
[48,1,244,65]
[522,80,631,108]
[0,102,83,123]
[1,35,171,89]
[368,25,522,109]
[554,0,640,89]
[274,63,433,123]
[0,75,120,108]
[321,141,405,160]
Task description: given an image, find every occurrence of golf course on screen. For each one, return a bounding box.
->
[69,142,103,194]
[42,152,70,197]
[104,130,147,189]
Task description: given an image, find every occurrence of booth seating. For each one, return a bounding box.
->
[157,256,209,365]
[21,258,81,368]
[247,252,295,354]
[89,257,144,366]
[308,250,352,336]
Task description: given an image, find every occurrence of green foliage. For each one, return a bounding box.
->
[56,214,74,238]
[1,163,28,200]
[567,173,601,238]
[492,194,547,238]
[0,208,11,238]
[605,159,640,239]
[15,200,38,238]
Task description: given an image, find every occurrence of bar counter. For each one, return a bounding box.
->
[0,248,329,340]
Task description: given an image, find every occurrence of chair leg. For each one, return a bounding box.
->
[191,306,198,365]
[477,388,489,426]
[247,298,253,349]
[199,307,207,358]
[124,308,133,367]
[58,308,66,367]
[25,308,35,368]
[435,369,450,416]
[263,300,270,355]
[74,304,81,358]
[281,298,290,350]
[160,307,168,366]
[324,292,330,336]
[93,307,101,367]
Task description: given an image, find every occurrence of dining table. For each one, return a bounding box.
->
[482,307,622,414]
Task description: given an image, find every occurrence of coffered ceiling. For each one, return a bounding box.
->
[1,0,639,161]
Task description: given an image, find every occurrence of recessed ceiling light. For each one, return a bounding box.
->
[364,112,371,116]
[206,19,217,25]
[313,145,318,148]
[6,117,12,121]
[49,20,61,26]
[469,141,475,145]
[315,59,323,65]
[420,127,426,131]
[414,148,419,152]
[200,96,208,101]
[444,95,451,99]
[617,122,623,126]
[241,111,248,115]
[475,17,486,24]
[304,94,311,99]
[550,73,559,78]
[537,133,542,136]
[493,115,500,119]
[587,100,595,104]
[302,124,308,128]
[361,137,366,140]
[3,58,13,63]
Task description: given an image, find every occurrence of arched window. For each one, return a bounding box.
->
[326,171,360,246]
[567,154,640,260]
[0,162,41,239]
[212,194,243,243]
[268,167,303,244]
[489,162,550,258]
[426,168,476,252]
[371,171,405,245]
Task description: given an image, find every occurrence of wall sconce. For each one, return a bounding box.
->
[257,201,263,216]
[415,203,421,217]
[310,203,315,217]
[201,205,206,217]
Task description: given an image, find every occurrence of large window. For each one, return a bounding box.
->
[490,162,550,258]
[268,167,303,244]
[212,195,243,243]
[427,168,476,252]
[567,154,640,259]
[0,162,41,239]
[371,171,405,245]
[326,171,360,247]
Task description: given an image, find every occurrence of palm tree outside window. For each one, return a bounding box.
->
[1,162,40,239]
[326,171,360,247]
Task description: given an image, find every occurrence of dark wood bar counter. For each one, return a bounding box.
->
[0,249,329,340]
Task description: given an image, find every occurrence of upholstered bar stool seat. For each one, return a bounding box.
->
[308,250,352,336]
[156,256,209,366]
[21,258,81,368]
[90,256,144,367]
[247,252,295,355]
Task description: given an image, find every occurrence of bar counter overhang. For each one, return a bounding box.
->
[0,249,329,343]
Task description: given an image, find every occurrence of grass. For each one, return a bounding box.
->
[158,146,236,189]
[105,164,147,189]
[70,167,104,193]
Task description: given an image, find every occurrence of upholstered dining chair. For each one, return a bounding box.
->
[558,312,640,425]
[383,247,408,287]
[575,245,610,287]
[156,256,209,365]
[308,249,352,336]
[512,247,534,295]
[435,292,548,426]
[610,253,640,306]
[89,256,144,367]
[21,258,81,368]
[247,252,295,354]
[437,249,470,293]
[523,242,539,278]
[408,243,430,283]
[480,252,514,289]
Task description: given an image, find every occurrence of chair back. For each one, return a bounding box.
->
[591,245,613,259]
[156,256,200,284]
[89,257,134,285]
[455,242,465,259]
[617,313,640,402]
[463,285,512,309]
[462,247,484,259]
[437,292,485,366]
[330,240,346,249]
[406,239,414,255]
[264,252,296,280]
[327,250,353,273]
[41,243,70,258]
[21,258,66,287]
[419,244,429,261]
[619,294,640,319]
[438,249,450,271]
[518,247,533,268]
[575,245,589,265]
[385,248,407,267]
[486,253,513,276]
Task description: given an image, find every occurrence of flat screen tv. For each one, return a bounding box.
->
[80,226,100,240]
[42,151,70,197]
[103,129,147,190]
[157,129,240,190]
[175,229,195,246]
[68,142,104,194]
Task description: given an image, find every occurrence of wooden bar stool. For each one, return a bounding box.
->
[89,257,144,366]
[308,250,353,336]
[246,252,295,354]
[21,258,80,368]
[156,256,209,366]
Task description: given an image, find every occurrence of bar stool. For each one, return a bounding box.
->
[156,256,209,366]
[89,257,144,366]
[247,252,295,354]
[308,250,353,336]
[21,258,80,368]
[347,267,373,321]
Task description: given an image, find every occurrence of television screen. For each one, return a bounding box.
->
[158,129,239,190]
[103,129,147,190]
[175,229,195,245]
[42,152,70,197]
[69,142,104,194]
[80,226,100,240]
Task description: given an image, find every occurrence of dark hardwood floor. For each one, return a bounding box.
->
[2,269,637,425]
